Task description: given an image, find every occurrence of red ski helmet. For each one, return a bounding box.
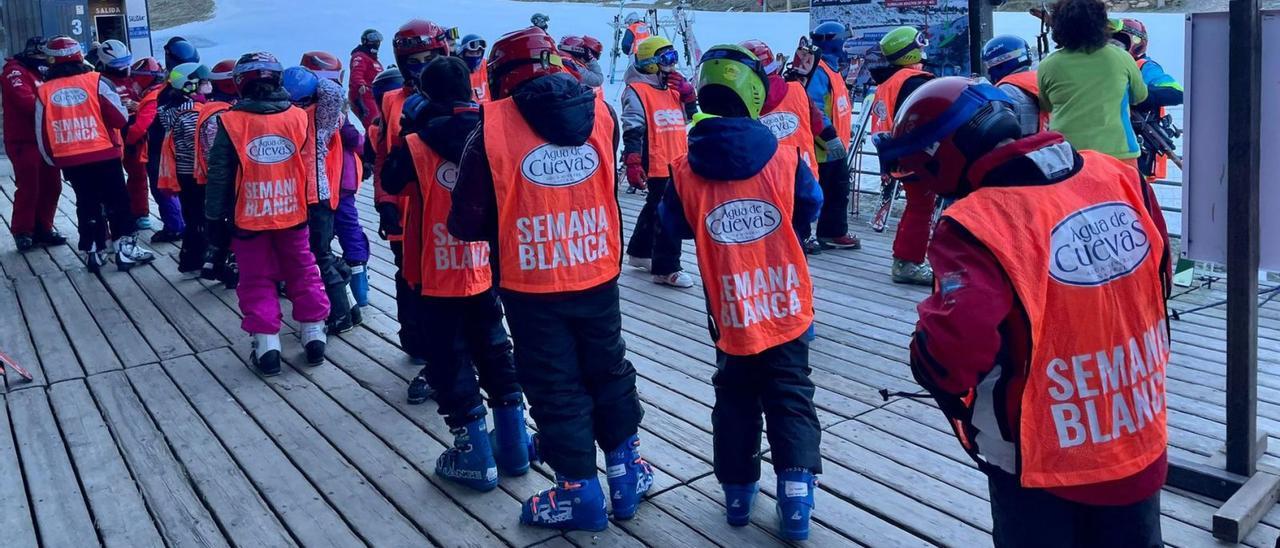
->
[1114,18,1149,59]
[871,77,1020,197]
[300,50,344,83]
[43,35,83,65]
[739,39,781,75]
[209,59,238,96]
[581,36,604,61]
[393,19,450,63]
[558,35,589,61]
[487,27,567,100]
[130,57,165,90]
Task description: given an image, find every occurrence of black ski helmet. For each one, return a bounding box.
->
[361,28,383,48]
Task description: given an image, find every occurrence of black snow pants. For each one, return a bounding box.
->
[987,470,1162,547]
[64,159,135,251]
[307,204,352,326]
[625,176,682,276]
[418,289,520,428]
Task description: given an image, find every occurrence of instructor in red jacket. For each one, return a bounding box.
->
[349,29,385,129]
[2,37,66,251]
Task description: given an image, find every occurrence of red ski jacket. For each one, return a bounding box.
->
[348,47,383,127]
[2,58,42,145]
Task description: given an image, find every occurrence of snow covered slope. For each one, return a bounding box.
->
[157,0,1186,102]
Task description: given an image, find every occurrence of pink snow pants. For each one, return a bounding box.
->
[231,225,331,334]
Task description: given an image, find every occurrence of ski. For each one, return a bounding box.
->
[0,348,34,382]
[673,0,703,72]
[870,176,900,233]
[847,92,877,216]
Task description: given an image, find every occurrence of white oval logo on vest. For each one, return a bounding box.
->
[436,161,459,191]
[245,135,297,165]
[705,199,781,245]
[521,143,600,188]
[50,87,89,107]
[1049,202,1151,287]
[761,111,800,141]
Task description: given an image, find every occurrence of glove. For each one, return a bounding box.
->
[666,70,697,105]
[400,94,427,133]
[823,137,848,162]
[624,152,647,191]
[376,202,402,239]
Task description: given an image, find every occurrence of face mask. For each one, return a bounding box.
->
[198,80,213,95]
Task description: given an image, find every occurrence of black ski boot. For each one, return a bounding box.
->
[302,321,326,366]
[34,230,66,247]
[251,333,282,377]
[407,368,435,405]
[14,234,35,253]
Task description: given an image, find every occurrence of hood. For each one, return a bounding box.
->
[962,132,1081,196]
[233,87,292,114]
[623,65,664,88]
[761,74,789,115]
[512,73,597,146]
[422,102,480,164]
[687,116,778,181]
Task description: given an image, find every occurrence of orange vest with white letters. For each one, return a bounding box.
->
[303,104,343,209]
[219,108,313,231]
[870,67,931,135]
[195,101,232,185]
[997,70,1049,132]
[379,89,412,243]
[761,82,819,179]
[628,82,687,178]
[405,134,493,297]
[816,60,852,163]
[484,93,621,294]
[38,72,116,160]
[470,69,489,104]
[672,147,814,356]
[943,151,1169,489]
[628,23,652,54]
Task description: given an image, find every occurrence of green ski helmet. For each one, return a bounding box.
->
[880,26,929,67]
[696,44,768,119]
[168,62,210,94]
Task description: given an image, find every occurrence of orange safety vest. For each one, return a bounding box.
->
[156,133,181,193]
[470,69,490,104]
[997,70,1049,132]
[1135,59,1169,182]
[628,82,687,178]
[628,22,652,54]
[672,148,814,356]
[37,72,116,160]
[405,134,493,297]
[761,82,819,178]
[219,108,314,231]
[133,87,163,163]
[815,59,852,164]
[944,150,1169,489]
[303,104,343,209]
[484,93,621,294]
[378,89,412,243]
[870,68,932,135]
[195,101,233,185]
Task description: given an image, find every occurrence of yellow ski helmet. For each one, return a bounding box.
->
[634,36,676,74]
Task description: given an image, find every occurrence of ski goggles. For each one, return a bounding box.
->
[362,30,383,44]
[232,59,284,78]
[873,83,1013,166]
[885,33,929,64]
[106,55,133,70]
[461,38,487,54]
[638,48,679,69]
[444,27,461,42]
[982,48,1028,70]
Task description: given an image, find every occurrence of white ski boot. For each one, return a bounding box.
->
[115,235,156,271]
[251,333,282,376]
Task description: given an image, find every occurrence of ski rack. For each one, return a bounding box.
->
[606,0,702,84]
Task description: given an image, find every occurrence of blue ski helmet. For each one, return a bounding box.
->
[164,39,199,69]
[981,35,1032,83]
[371,67,404,105]
[282,66,320,104]
[810,21,850,58]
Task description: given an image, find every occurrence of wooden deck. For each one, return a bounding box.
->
[1,156,1278,547]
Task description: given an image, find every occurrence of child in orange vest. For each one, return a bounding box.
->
[204,52,329,376]
[658,44,824,541]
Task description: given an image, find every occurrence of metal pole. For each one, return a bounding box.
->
[1225,0,1261,477]
[967,0,992,75]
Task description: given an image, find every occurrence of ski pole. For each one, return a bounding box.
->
[0,349,34,382]
[878,388,932,402]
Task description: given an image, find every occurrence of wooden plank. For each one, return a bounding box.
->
[41,273,122,375]
[0,277,45,388]
[65,269,158,367]
[157,355,363,547]
[46,380,164,548]
[126,265,227,352]
[125,364,299,547]
[685,476,868,548]
[13,275,83,383]
[648,486,786,547]
[193,347,432,546]
[6,388,100,547]
[96,265,193,360]
[87,370,229,548]
[0,394,39,548]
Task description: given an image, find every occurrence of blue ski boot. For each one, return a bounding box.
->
[776,469,816,541]
[348,263,369,308]
[435,411,499,492]
[723,482,758,526]
[605,435,654,520]
[520,476,608,531]
[490,394,533,476]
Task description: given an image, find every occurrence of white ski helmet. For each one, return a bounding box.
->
[98,39,132,70]
[625,12,642,25]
